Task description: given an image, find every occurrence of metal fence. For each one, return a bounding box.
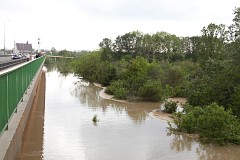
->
[0,56,45,135]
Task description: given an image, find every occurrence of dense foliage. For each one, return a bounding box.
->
[172,103,240,145]
[163,101,178,114]
[69,7,240,144]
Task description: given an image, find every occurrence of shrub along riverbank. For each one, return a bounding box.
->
[55,7,240,145]
[170,103,240,145]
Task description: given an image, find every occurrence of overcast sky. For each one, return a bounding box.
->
[0,0,239,51]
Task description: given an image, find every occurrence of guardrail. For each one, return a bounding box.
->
[0,56,45,135]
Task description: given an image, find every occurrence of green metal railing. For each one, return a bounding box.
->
[0,56,45,135]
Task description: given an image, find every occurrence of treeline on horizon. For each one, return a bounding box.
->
[51,7,240,145]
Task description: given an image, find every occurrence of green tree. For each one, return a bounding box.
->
[197,23,227,66]
[181,37,199,62]
[97,61,116,86]
[51,47,57,55]
[123,56,149,98]
[113,31,143,58]
[151,32,183,62]
[139,80,164,102]
[106,80,128,99]
[147,62,163,81]
[141,34,154,62]
[99,38,114,61]
[71,51,101,82]
[229,7,240,41]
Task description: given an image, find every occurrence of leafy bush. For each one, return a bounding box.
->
[163,101,178,113]
[171,103,240,145]
[174,106,204,133]
[197,103,240,144]
[139,80,164,102]
[106,80,128,99]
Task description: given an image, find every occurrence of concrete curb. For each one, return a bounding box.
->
[0,66,44,160]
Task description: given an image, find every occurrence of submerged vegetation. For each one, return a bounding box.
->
[49,7,240,145]
[92,114,99,123]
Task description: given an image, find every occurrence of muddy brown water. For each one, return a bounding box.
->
[16,69,240,160]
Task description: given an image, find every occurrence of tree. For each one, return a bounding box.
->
[197,23,227,66]
[51,47,57,55]
[181,37,192,55]
[97,61,116,86]
[229,7,240,41]
[113,31,143,58]
[99,38,114,61]
[71,51,101,82]
[106,80,128,99]
[99,38,113,50]
[228,8,240,86]
[141,34,154,62]
[139,80,164,102]
[151,32,183,62]
[123,56,149,98]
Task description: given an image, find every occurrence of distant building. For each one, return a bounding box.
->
[15,41,33,54]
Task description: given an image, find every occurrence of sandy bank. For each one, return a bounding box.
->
[94,83,130,103]
[150,110,174,122]
[151,97,187,122]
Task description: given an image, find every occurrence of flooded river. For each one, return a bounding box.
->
[16,69,240,160]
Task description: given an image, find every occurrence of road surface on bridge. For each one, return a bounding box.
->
[0,56,28,71]
[0,56,12,63]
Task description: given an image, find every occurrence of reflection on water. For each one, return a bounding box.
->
[71,79,161,125]
[16,72,46,160]
[197,144,240,160]
[167,132,198,152]
[16,70,240,160]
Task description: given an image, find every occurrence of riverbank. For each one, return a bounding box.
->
[151,97,187,122]
[150,110,174,122]
[94,83,187,122]
[94,83,131,103]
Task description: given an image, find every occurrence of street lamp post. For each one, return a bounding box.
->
[3,20,10,55]
[4,22,5,55]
